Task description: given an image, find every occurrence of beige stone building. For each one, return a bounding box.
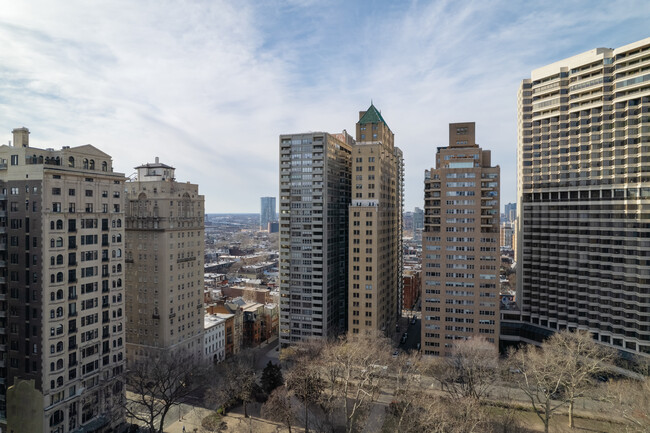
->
[348,105,404,336]
[500,221,514,249]
[514,37,650,357]
[124,158,205,365]
[422,123,500,356]
[279,131,353,346]
[1,128,126,432]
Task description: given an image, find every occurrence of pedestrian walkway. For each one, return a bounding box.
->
[164,405,213,433]
[165,407,287,433]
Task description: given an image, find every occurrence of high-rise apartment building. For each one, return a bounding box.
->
[278,131,353,346]
[504,202,517,223]
[1,128,126,432]
[413,207,424,231]
[422,123,500,356]
[515,37,650,357]
[348,105,404,336]
[124,158,205,365]
[260,197,276,231]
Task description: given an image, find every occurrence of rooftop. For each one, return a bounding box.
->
[358,103,388,128]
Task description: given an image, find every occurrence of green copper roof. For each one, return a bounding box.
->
[358,103,388,127]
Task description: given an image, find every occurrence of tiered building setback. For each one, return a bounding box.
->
[124,158,205,365]
[515,37,650,357]
[422,123,500,356]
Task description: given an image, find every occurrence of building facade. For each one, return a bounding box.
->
[1,128,126,433]
[260,197,276,231]
[203,315,225,363]
[515,37,650,357]
[500,222,514,249]
[278,131,353,346]
[124,158,205,365]
[422,123,500,356]
[504,202,517,223]
[348,105,404,336]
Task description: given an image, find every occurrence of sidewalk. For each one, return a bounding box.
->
[165,407,288,433]
[165,405,213,433]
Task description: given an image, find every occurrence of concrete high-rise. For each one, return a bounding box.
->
[348,105,404,336]
[1,128,126,432]
[422,123,500,356]
[124,158,205,365]
[413,207,424,231]
[514,37,650,357]
[260,197,276,231]
[504,202,517,223]
[278,131,353,346]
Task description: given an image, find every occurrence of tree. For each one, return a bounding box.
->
[206,350,257,417]
[322,332,392,433]
[507,344,569,433]
[386,352,432,433]
[261,386,297,433]
[286,363,324,433]
[261,361,284,395]
[124,351,197,433]
[544,330,614,429]
[429,337,498,401]
[606,377,650,433]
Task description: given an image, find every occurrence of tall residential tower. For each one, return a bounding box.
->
[515,37,650,357]
[347,105,404,336]
[124,158,205,365]
[278,132,353,346]
[2,128,126,433]
[260,197,276,231]
[422,123,500,356]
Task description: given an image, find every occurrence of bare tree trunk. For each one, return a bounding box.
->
[569,399,574,429]
[544,399,550,433]
[304,402,309,433]
[244,400,248,418]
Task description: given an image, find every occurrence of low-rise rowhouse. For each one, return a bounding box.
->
[203,315,226,363]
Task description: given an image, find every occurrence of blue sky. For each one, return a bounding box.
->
[1,1,649,213]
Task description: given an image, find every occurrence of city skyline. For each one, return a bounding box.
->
[1,1,649,212]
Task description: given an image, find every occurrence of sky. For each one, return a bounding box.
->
[1,1,649,213]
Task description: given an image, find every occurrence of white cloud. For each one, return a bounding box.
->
[0,0,649,212]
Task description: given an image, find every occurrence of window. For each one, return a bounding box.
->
[10,155,18,165]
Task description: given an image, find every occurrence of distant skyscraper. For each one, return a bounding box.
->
[515,37,650,357]
[422,123,500,356]
[260,197,276,230]
[348,104,404,336]
[2,128,126,433]
[504,202,516,222]
[124,158,205,364]
[279,131,353,346]
[413,207,424,230]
